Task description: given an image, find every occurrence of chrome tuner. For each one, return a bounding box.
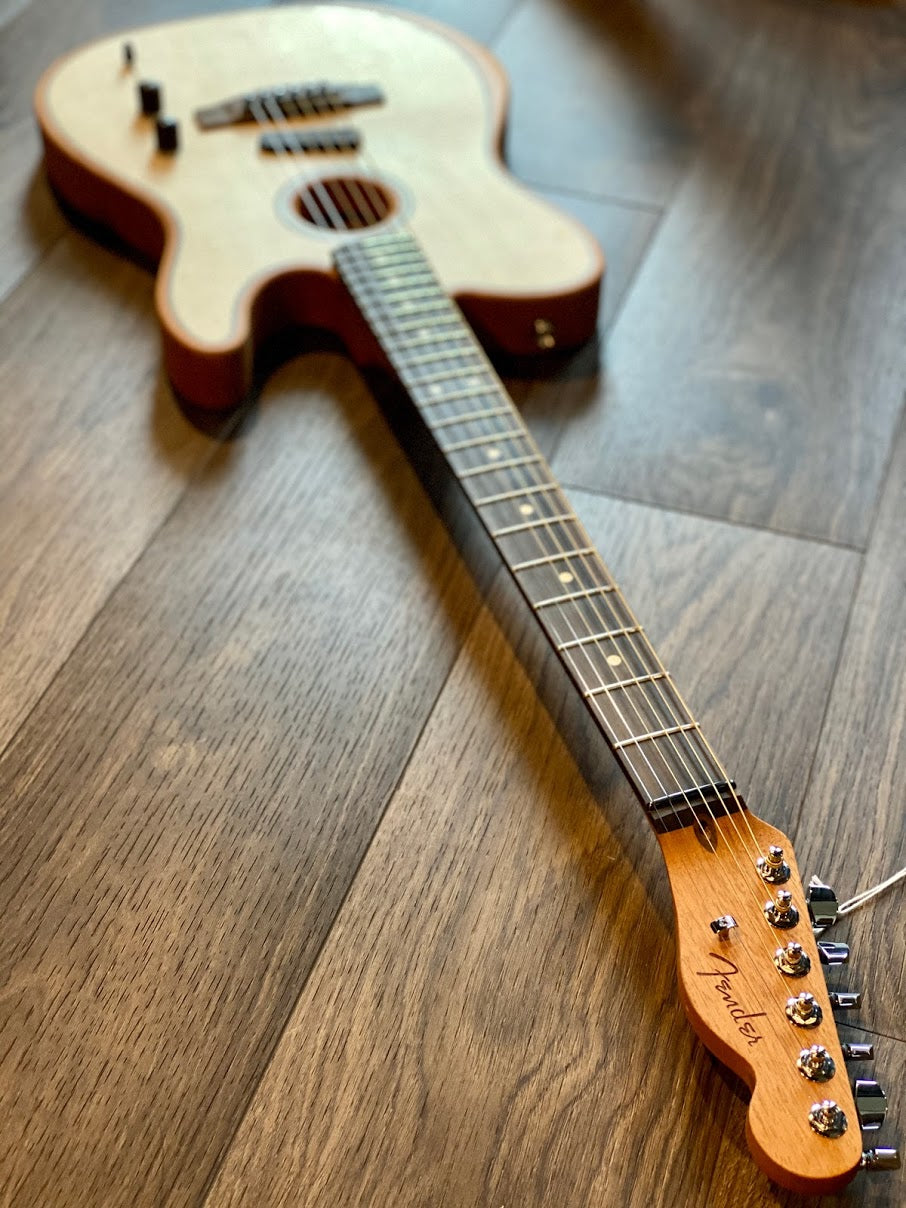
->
[854,1079,888,1131]
[756,844,790,883]
[860,1147,901,1171]
[816,940,850,966]
[808,1100,848,1138]
[806,876,838,931]
[829,990,861,1011]
[842,1042,874,1062]
[764,889,799,929]
[774,941,810,977]
[786,991,822,1028]
[797,1044,836,1082]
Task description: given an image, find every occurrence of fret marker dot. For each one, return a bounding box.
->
[519,504,534,516]
[429,384,442,396]
[606,654,623,667]
[558,571,574,584]
[486,447,501,460]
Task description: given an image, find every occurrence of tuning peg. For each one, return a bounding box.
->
[816,940,850,966]
[860,1146,901,1171]
[842,1042,874,1062]
[854,1079,888,1131]
[829,990,861,1010]
[806,876,838,930]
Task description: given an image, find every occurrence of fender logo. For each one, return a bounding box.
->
[696,952,767,1046]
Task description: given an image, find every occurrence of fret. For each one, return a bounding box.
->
[431,406,514,430]
[558,628,645,653]
[333,232,738,827]
[365,283,443,302]
[443,428,524,453]
[403,365,488,387]
[417,384,502,407]
[381,298,451,317]
[534,585,620,610]
[402,349,479,368]
[387,332,474,353]
[491,512,577,537]
[583,671,668,694]
[383,315,463,334]
[457,454,543,479]
[512,547,596,572]
[473,482,560,506]
[613,722,700,750]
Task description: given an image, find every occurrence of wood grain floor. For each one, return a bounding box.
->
[1,1,905,1206]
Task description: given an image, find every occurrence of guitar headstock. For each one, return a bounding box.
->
[658,808,893,1194]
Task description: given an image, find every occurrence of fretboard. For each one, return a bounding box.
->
[334,232,739,831]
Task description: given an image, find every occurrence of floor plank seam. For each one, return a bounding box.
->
[486,0,526,49]
[793,393,906,826]
[0,403,243,773]
[555,478,868,553]
[193,640,472,1208]
[515,174,664,215]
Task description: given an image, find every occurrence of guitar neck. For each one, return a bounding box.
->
[335,231,738,831]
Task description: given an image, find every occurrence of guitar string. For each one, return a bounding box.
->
[335,235,774,877]
[245,99,692,832]
[248,93,810,962]
[252,101,781,897]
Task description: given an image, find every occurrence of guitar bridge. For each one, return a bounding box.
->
[259,127,361,155]
[195,82,384,129]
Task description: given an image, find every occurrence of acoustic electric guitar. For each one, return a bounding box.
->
[34,3,898,1194]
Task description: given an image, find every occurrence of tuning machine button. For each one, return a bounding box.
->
[764,889,799,929]
[786,991,822,1028]
[860,1146,901,1171]
[138,80,163,117]
[816,940,850,966]
[842,1042,874,1062]
[774,941,810,977]
[808,1099,848,1138]
[854,1079,888,1131]
[829,990,861,1011]
[757,844,790,884]
[156,117,180,154]
[807,877,838,931]
[797,1044,836,1082]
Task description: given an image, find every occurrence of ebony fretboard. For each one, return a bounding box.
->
[334,231,739,831]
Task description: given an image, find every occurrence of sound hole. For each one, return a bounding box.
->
[294,177,395,230]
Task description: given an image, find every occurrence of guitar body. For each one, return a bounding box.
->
[34,4,603,410]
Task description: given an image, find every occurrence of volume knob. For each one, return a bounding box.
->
[156,117,180,154]
[138,80,163,116]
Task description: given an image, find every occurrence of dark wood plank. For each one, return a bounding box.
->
[552,2,906,547]
[0,232,223,753]
[791,413,906,1042]
[0,352,486,1208]
[495,0,752,206]
[507,190,659,455]
[204,492,869,1208]
[276,0,520,44]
